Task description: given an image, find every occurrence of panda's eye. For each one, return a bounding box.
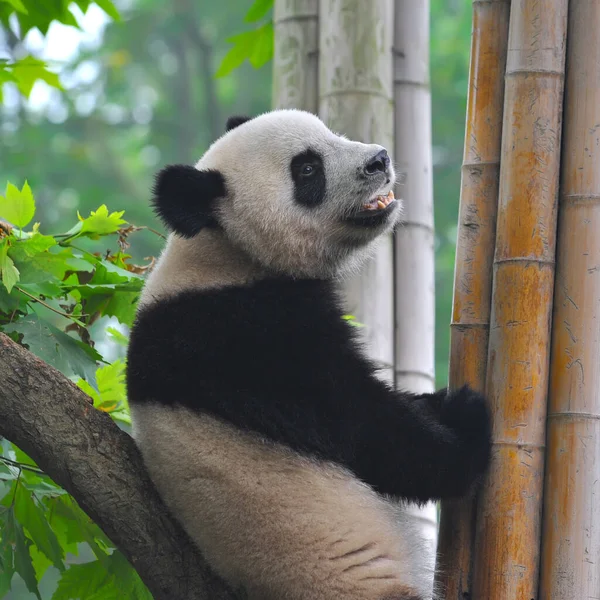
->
[301,164,315,176]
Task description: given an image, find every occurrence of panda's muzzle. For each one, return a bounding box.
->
[344,190,398,227]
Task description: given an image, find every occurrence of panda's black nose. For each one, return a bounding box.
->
[364,149,390,176]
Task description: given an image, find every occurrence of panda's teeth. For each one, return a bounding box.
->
[362,190,395,211]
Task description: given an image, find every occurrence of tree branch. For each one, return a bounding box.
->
[0,333,238,600]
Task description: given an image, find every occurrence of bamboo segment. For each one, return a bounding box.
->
[393,0,435,395]
[539,1,600,597]
[319,0,395,384]
[272,0,319,112]
[469,1,568,598]
[434,1,510,597]
[392,0,438,561]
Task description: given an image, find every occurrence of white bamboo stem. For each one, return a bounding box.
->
[392,0,438,561]
[273,0,319,112]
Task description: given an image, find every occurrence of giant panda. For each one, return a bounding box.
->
[126,109,491,600]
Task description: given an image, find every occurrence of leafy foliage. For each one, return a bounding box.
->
[216,0,274,77]
[0,179,152,598]
[0,0,119,101]
[0,441,151,599]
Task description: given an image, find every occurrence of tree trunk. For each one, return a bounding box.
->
[318,0,395,385]
[392,0,438,558]
[470,1,568,597]
[0,334,238,600]
[434,1,510,597]
[539,1,600,597]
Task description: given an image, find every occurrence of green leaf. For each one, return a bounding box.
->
[0,459,18,481]
[0,180,35,228]
[79,359,129,420]
[45,498,83,556]
[8,447,64,498]
[51,558,110,600]
[0,510,15,596]
[0,240,20,293]
[106,326,128,346]
[64,255,95,272]
[0,279,27,312]
[3,506,41,599]
[10,246,78,286]
[3,314,101,385]
[216,30,260,78]
[14,483,65,572]
[64,205,127,240]
[14,231,56,255]
[216,22,273,76]
[10,56,62,98]
[51,497,111,565]
[249,22,273,69]
[30,545,53,581]
[0,0,28,14]
[89,551,153,600]
[72,263,142,326]
[93,0,120,20]
[244,0,272,22]
[52,552,152,600]
[77,378,100,403]
[95,359,126,406]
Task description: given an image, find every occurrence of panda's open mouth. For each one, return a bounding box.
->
[362,190,395,212]
[345,190,398,227]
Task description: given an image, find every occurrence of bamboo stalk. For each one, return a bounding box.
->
[272,0,319,112]
[434,1,510,597]
[538,1,600,597]
[392,0,438,559]
[318,0,395,384]
[393,0,435,395]
[469,1,569,598]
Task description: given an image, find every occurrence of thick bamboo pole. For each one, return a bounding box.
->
[319,0,395,384]
[272,0,319,112]
[470,1,568,598]
[538,1,600,597]
[434,0,510,597]
[392,0,438,558]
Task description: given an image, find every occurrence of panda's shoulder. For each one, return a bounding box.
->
[129,276,346,348]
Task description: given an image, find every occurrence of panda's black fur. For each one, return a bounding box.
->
[128,276,490,505]
[126,110,492,600]
[151,165,225,237]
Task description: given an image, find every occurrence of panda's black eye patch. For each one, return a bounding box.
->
[291,150,326,208]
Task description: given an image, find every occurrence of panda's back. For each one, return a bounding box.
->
[131,403,434,600]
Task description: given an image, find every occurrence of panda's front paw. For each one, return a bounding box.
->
[412,387,448,417]
[441,385,492,476]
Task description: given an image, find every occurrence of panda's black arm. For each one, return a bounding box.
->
[344,382,492,503]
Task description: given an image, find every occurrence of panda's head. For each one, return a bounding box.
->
[152,109,400,278]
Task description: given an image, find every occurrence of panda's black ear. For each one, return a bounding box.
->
[226,115,252,132]
[151,164,226,238]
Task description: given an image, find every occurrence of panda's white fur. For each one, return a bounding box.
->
[132,407,435,599]
[127,110,491,600]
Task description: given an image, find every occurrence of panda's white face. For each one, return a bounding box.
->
[201,110,399,277]
[152,110,400,279]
